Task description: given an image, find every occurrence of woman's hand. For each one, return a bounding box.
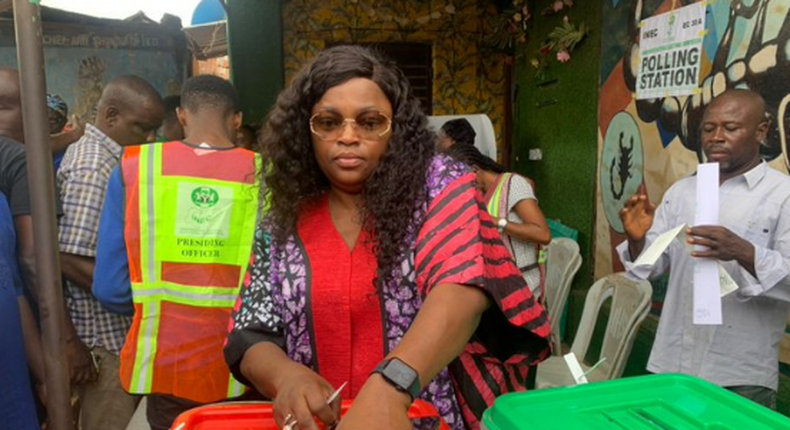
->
[241,343,341,429]
[507,199,551,245]
[337,375,411,430]
[273,366,340,430]
[240,342,340,429]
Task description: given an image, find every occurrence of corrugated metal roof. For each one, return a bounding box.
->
[183,21,227,60]
[0,5,183,33]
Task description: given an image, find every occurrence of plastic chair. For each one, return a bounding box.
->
[543,238,581,355]
[535,272,652,388]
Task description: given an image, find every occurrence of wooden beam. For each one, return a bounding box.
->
[0,0,13,13]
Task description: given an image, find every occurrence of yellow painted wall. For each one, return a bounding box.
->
[282,0,508,148]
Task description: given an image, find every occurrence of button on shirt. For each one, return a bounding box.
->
[58,124,131,354]
[617,162,790,390]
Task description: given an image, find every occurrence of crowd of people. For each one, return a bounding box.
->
[0,43,788,430]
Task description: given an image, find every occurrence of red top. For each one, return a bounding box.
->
[297,196,384,397]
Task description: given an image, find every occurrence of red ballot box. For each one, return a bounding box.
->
[171,398,450,430]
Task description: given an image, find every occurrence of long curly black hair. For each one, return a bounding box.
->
[259,45,436,288]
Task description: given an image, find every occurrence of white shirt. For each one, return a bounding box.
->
[617,162,790,390]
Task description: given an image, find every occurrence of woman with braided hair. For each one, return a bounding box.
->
[224,45,549,430]
[447,144,551,300]
[437,118,476,152]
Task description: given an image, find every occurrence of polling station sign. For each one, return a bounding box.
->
[637,2,706,100]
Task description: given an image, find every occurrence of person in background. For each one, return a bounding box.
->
[236,123,257,150]
[0,69,92,422]
[158,94,185,142]
[47,93,85,172]
[0,70,82,171]
[0,191,41,430]
[619,89,790,409]
[0,68,27,145]
[437,118,475,152]
[58,75,164,430]
[94,75,261,430]
[224,45,550,430]
[47,94,69,134]
[447,144,551,300]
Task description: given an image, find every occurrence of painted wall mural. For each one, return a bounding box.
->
[596,0,790,362]
[0,22,184,125]
[281,0,508,147]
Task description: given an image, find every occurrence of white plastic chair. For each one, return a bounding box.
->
[535,272,652,388]
[543,238,581,355]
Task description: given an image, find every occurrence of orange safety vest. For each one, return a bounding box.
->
[119,141,260,403]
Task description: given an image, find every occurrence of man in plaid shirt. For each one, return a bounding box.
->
[58,75,164,430]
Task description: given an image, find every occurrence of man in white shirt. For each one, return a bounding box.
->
[618,89,790,409]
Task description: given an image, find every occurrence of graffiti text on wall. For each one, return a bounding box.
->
[41,33,167,50]
[0,23,176,51]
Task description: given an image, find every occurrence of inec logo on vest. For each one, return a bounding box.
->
[176,182,232,240]
[191,186,220,209]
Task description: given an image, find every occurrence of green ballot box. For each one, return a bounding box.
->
[481,374,790,430]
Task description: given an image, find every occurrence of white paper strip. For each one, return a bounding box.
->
[694,163,722,325]
[563,353,588,385]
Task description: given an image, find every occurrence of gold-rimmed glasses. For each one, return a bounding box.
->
[309,111,392,140]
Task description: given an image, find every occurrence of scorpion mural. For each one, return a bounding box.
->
[610,132,635,200]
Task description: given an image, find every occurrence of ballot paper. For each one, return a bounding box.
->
[636,227,737,298]
[694,163,722,325]
[632,224,738,299]
[719,265,738,297]
[563,353,588,385]
[634,223,688,267]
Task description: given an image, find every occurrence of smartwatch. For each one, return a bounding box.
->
[371,357,421,401]
[497,217,508,232]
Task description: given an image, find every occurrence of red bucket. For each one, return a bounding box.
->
[171,399,450,430]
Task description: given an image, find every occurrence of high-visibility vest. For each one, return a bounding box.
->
[485,173,546,303]
[119,141,261,403]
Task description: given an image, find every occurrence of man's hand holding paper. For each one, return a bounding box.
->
[686,225,757,277]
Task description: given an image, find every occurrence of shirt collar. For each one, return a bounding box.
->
[737,160,768,190]
[84,123,123,160]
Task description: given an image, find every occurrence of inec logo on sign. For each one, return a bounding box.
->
[191,186,220,208]
[666,13,677,39]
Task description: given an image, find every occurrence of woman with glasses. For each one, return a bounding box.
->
[224,45,550,430]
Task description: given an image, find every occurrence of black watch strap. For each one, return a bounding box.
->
[372,357,420,401]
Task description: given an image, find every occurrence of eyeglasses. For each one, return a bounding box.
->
[309,111,392,141]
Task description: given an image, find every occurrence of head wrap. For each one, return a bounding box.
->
[46,94,68,119]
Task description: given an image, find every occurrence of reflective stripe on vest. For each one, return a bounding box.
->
[486,172,513,218]
[123,142,259,402]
